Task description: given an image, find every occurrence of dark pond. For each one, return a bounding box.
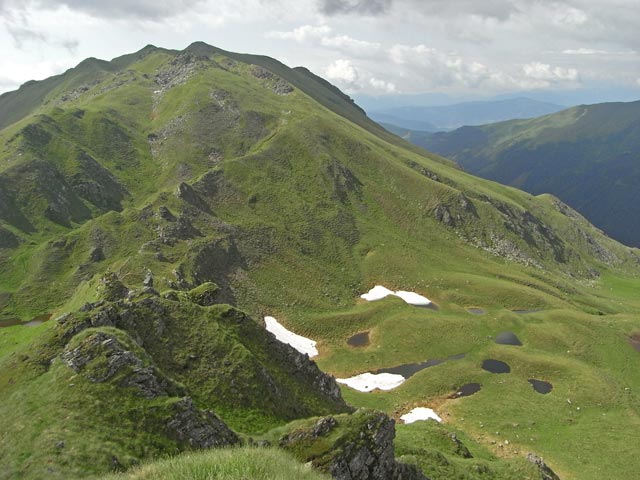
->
[528,379,553,394]
[374,353,465,378]
[482,359,511,374]
[0,314,52,328]
[466,308,485,315]
[347,331,370,347]
[629,333,640,352]
[495,331,523,346]
[512,309,542,314]
[449,383,482,398]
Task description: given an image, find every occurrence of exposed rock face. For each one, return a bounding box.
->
[89,246,105,262]
[431,191,577,270]
[175,182,211,212]
[280,410,428,480]
[154,52,209,93]
[184,237,247,304]
[157,214,201,245]
[99,272,129,301]
[143,269,154,288]
[52,291,350,426]
[0,226,20,249]
[166,397,239,448]
[449,433,472,459]
[325,159,363,203]
[61,330,172,398]
[527,453,561,480]
[59,327,239,451]
[404,160,458,188]
[249,65,294,95]
[433,193,478,228]
[187,282,220,306]
[71,151,128,211]
[261,319,345,407]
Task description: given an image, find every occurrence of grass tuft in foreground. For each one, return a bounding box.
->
[100,446,329,480]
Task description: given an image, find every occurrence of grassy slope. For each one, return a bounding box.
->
[416,101,640,246]
[100,447,330,480]
[0,44,639,479]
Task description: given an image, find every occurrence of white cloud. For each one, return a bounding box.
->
[369,77,396,93]
[268,25,381,57]
[523,62,579,82]
[563,48,607,55]
[320,34,381,56]
[266,24,331,42]
[562,48,636,56]
[0,0,638,98]
[550,5,588,27]
[325,58,359,83]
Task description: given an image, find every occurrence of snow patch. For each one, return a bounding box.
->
[400,407,442,424]
[336,372,405,392]
[361,285,432,306]
[264,316,318,358]
[393,290,431,306]
[360,285,395,301]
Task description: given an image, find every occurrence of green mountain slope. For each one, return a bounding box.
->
[1,43,639,480]
[416,101,640,246]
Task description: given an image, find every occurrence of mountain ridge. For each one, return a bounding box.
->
[0,42,639,480]
[412,100,640,246]
[368,97,565,131]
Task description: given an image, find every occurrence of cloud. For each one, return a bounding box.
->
[0,0,206,20]
[369,77,396,93]
[324,59,397,93]
[267,24,331,42]
[325,58,359,83]
[6,24,47,48]
[522,62,579,86]
[388,43,498,88]
[562,48,636,55]
[318,0,391,15]
[550,5,588,27]
[317,0,521,20]
[320,35,381,57]
[268,24,381,57]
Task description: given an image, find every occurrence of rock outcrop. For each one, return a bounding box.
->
[527,453,561,480]
[167,397,239,448]
[61,330,173,398]
[280,409,429,480]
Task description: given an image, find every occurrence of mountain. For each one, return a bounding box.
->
[1,43,640,480]
[416,100,640,246]
[368,98,565,131]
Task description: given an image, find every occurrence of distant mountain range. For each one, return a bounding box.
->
[408,100,640,246]
[368,97,565,131]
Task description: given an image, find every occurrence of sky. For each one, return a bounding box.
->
[1,0,639,104]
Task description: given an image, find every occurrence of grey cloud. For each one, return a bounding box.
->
[60,39,79,54]
[2,0,205,20]
[319,0,392,15]
[6,24,46,48]
[318,0,521,19]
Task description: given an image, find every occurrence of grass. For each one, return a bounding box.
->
[100,447,330,480]
[0,42,639,480]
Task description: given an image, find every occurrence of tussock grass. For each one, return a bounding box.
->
[100,447,329,480]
